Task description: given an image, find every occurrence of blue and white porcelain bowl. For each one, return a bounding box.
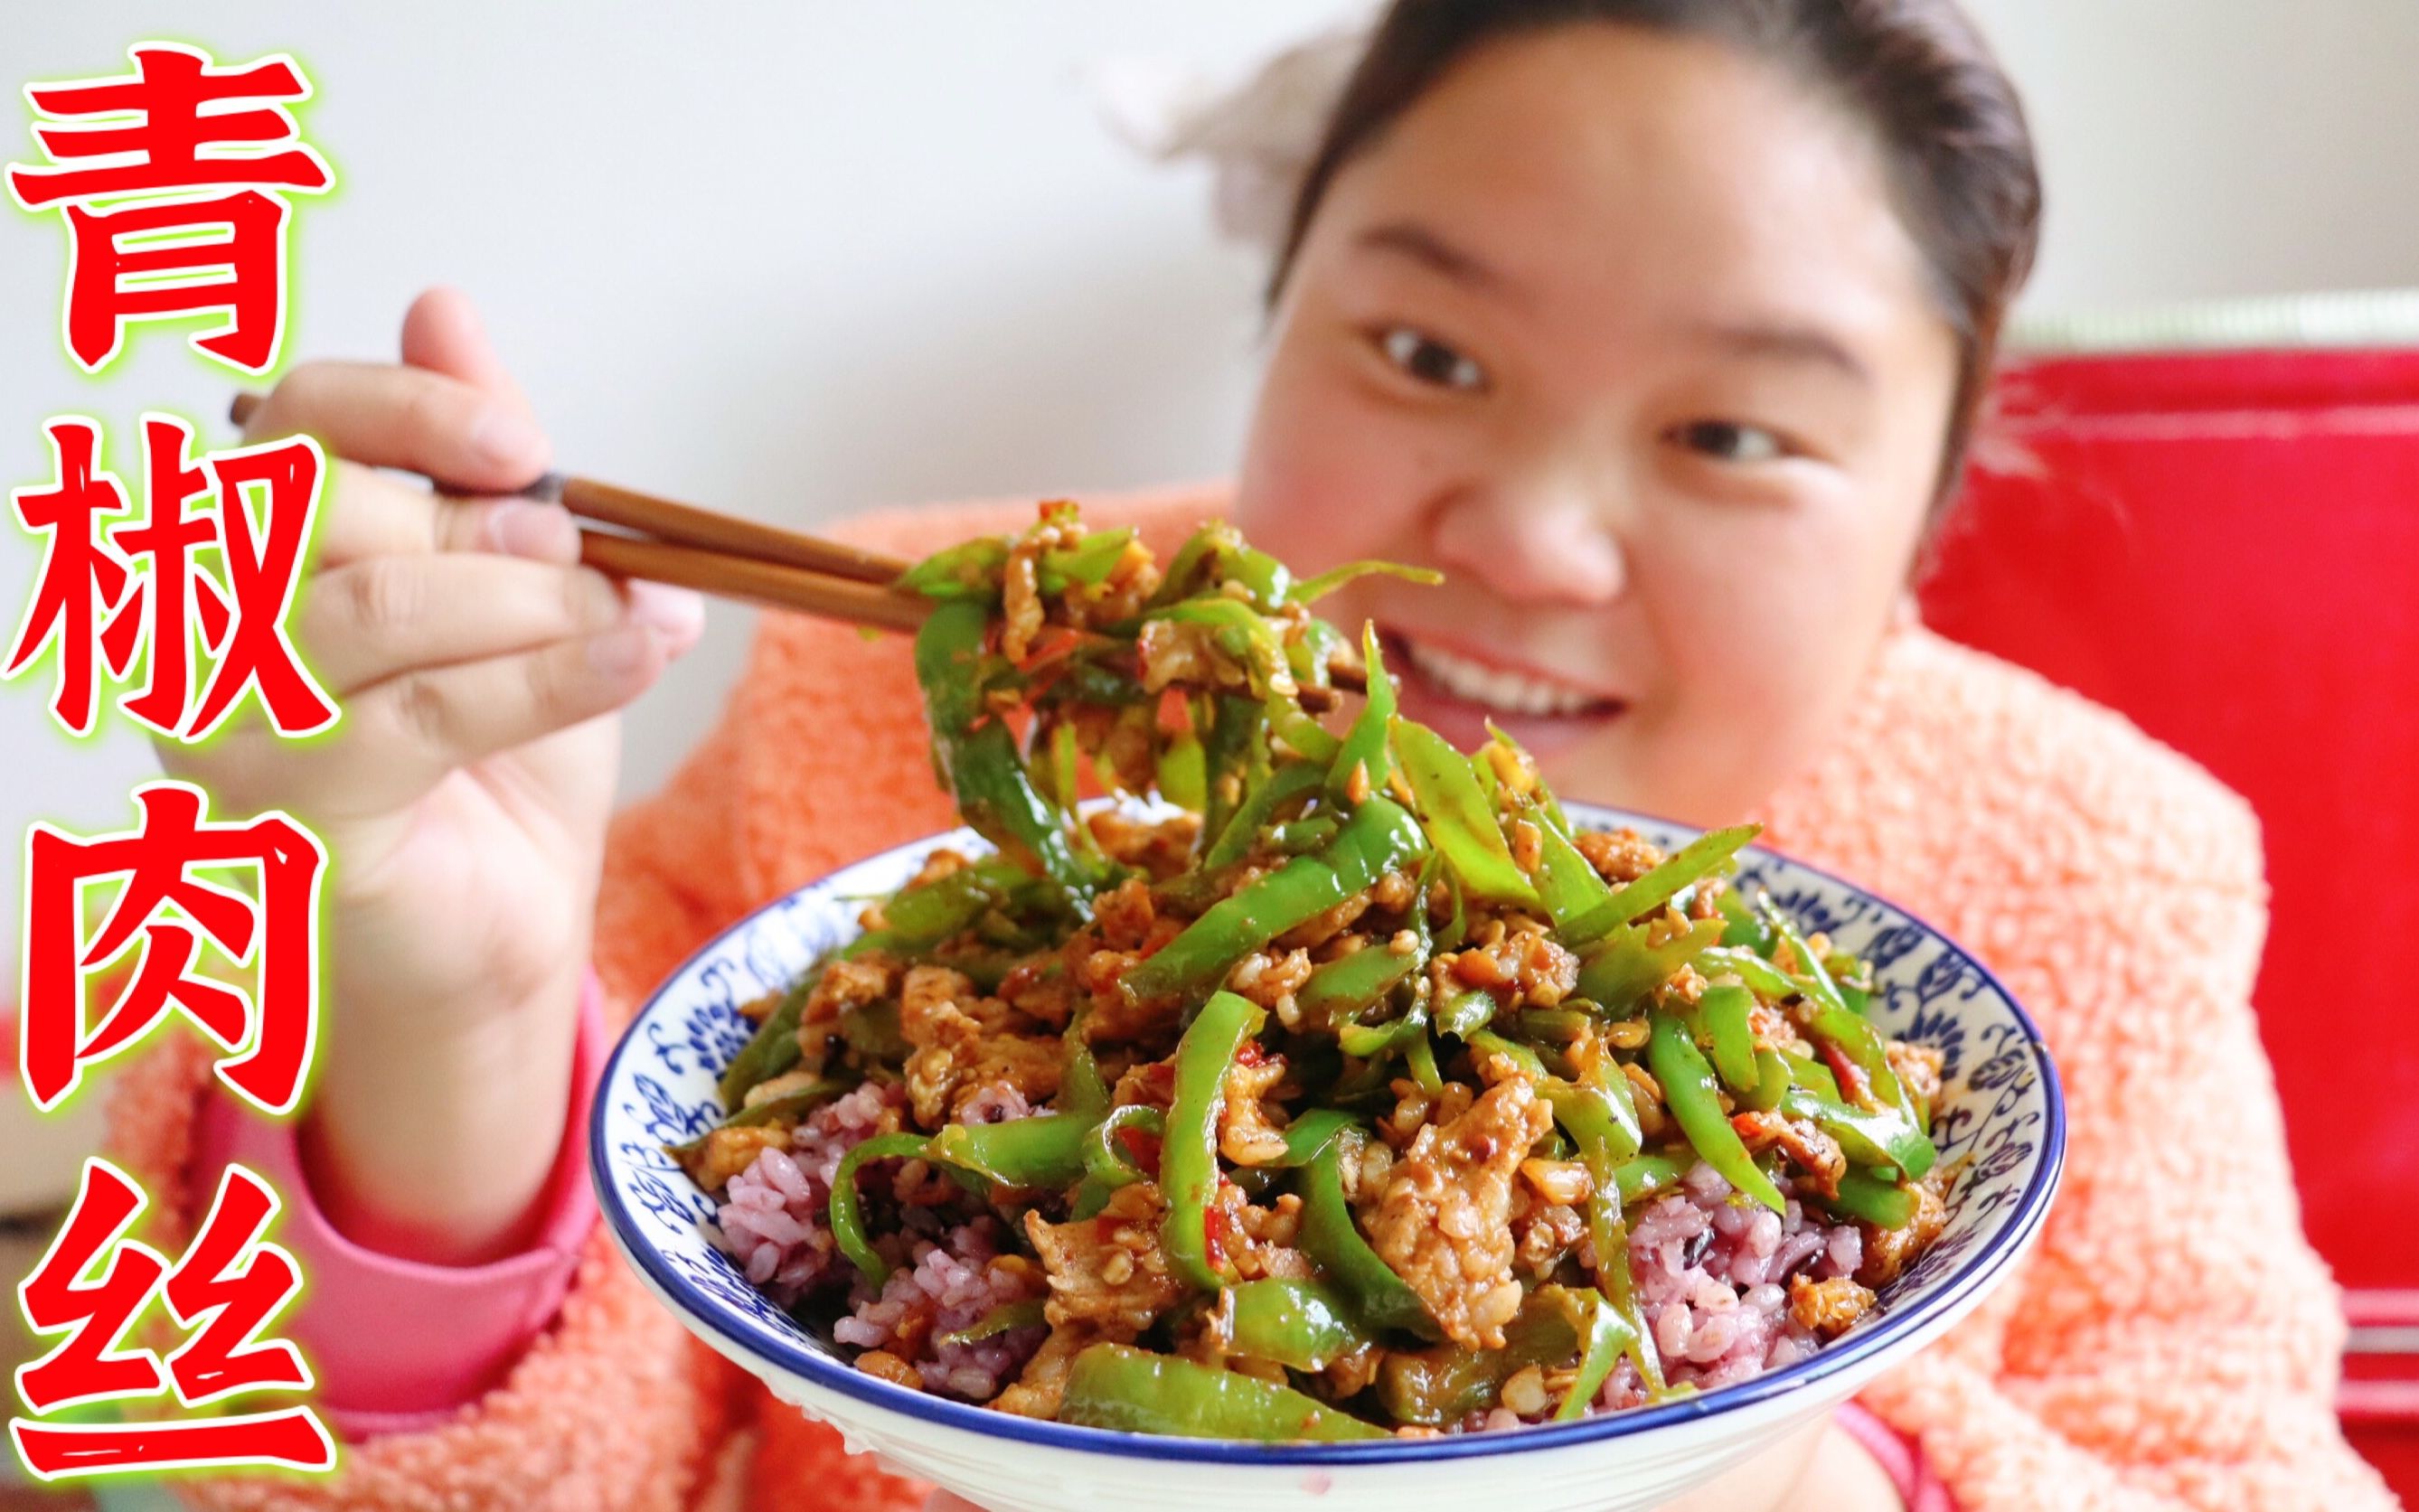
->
[593,803,2065,1512]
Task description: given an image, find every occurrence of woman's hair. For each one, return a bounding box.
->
[1270,0,2043,508]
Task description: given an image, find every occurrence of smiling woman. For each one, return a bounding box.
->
[1234,2,2036,824]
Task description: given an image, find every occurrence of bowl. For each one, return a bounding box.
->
[592,802,2064,1512]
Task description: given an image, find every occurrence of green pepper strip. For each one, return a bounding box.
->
[1326,625,1397,807]
[1563,823,1757,942]
[1402,1028,1445,1094]
[1822,1167,1919,1230]
[1336,999,1430,1061]
[1060,1015,1110,1122]
[1149,521,1234,606]
[914,600,1095,902]
[1612,1152,1689,1204]
[1300,1130,1439,1339]
[1715,886,1774,953]
[1288,559,1443,604]
[1157,726,1209,812]
[1753,901,1934,1175]
[1692,983,1761,1093]
[1648,1012,1786,1215]
[1271,1107,1356,1167]
[1393,718,1540,907]
[1695,944,1800,1000]
[1200,760,1322,869]
[1464,1028,1543,1077]
[925,1114,1091,1191]
[830,1132,932,1287]
[938,1298,1048,1347]
[1160,991,1266,1290]
[1376,1286,1591,1427]
[1296,940,1425,1035]
[1575,916,1724,1011]
[895,535,1010,600]
[1530,809,1620,945]
[1555,1294,1637,1423]
[718,983,807,1105]
[1060,1343,1387,1442]
[717,1080,846,1132]
[1434,986,1497,1040]
[1227,1278,1372,1372]
[1038,527,1136,591]
[1781,1085,1936,1179]
[1736,1047,1791,1113]
[1082,1106,1167,1192]
[1783,1049,1843,1102]
[1198,695,1265,844]
[1125,797,1427,1007]
[1268,814,1340,854]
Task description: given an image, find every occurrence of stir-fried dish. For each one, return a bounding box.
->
[677,503,1952,1441]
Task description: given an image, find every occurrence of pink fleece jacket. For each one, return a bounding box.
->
[108,487,2394,1510]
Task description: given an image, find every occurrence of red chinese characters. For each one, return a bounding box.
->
[5,43,333,373]
[19,781,325,1116]
[6,415,334,739]
[9,1158,335,1481]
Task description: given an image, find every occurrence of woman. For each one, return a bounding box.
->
[127,2,2387,1507]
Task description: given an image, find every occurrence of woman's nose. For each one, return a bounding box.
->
[1429,484,1626,607]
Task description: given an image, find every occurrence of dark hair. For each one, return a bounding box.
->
[1270,0,2042,508]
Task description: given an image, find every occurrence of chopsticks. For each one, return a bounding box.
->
[224,390,1362,696]
[227,390,928,631]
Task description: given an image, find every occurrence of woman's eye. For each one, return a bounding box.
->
[1670,420,1787,464]
[1379,327,1486,392]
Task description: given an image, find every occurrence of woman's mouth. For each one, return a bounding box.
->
[1379,627,1625,756]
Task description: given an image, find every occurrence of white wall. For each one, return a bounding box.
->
[3,0,2415,952]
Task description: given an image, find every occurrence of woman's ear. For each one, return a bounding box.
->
[1891,589,1922,630]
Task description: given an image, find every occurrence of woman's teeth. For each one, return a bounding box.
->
[1398,637,1614,718]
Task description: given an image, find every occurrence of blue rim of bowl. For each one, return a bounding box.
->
[593,803,2067,1465]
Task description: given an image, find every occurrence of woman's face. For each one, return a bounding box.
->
[1234,25,1960,824]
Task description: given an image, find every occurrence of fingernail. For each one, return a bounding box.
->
[587,625,654,678]
[485,500,577,560]
[624,580,705,643]
[470,408,548,470]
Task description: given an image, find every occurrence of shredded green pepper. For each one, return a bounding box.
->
[1556,1293,1636,1422]
[1296,939,1426,1034]
[1160,991,1266,1290]
[718,983,807,1106]
[1822,1167,1919,1230]
[1690,982,1761,1093]
[914,599,1097,903]
[830,1132,932,1287]
[1227,1278,1371,1371]
[1575,916,1724,1010]
[1060,1344,1387,1442]
[1326,625,1397,806]
[939,1298,1047,1347]
[1124,797,1426,1006]
[1393,718,1539,907]
[1300,1128,1438,1339]
[1648,1011,1785,1215]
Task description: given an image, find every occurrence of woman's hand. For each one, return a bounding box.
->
[914,1413,1901,1512]
[161,287,704,1263]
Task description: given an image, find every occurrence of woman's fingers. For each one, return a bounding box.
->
[399,286,534,409]
[245,359,550,494]
[330,625,678,811]
[298,552,703,696]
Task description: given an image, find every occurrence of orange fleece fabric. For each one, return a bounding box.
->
[109,486,2393,1511]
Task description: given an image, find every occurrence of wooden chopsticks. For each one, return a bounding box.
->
[227,390,927,630]
[224,390,1365,698]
